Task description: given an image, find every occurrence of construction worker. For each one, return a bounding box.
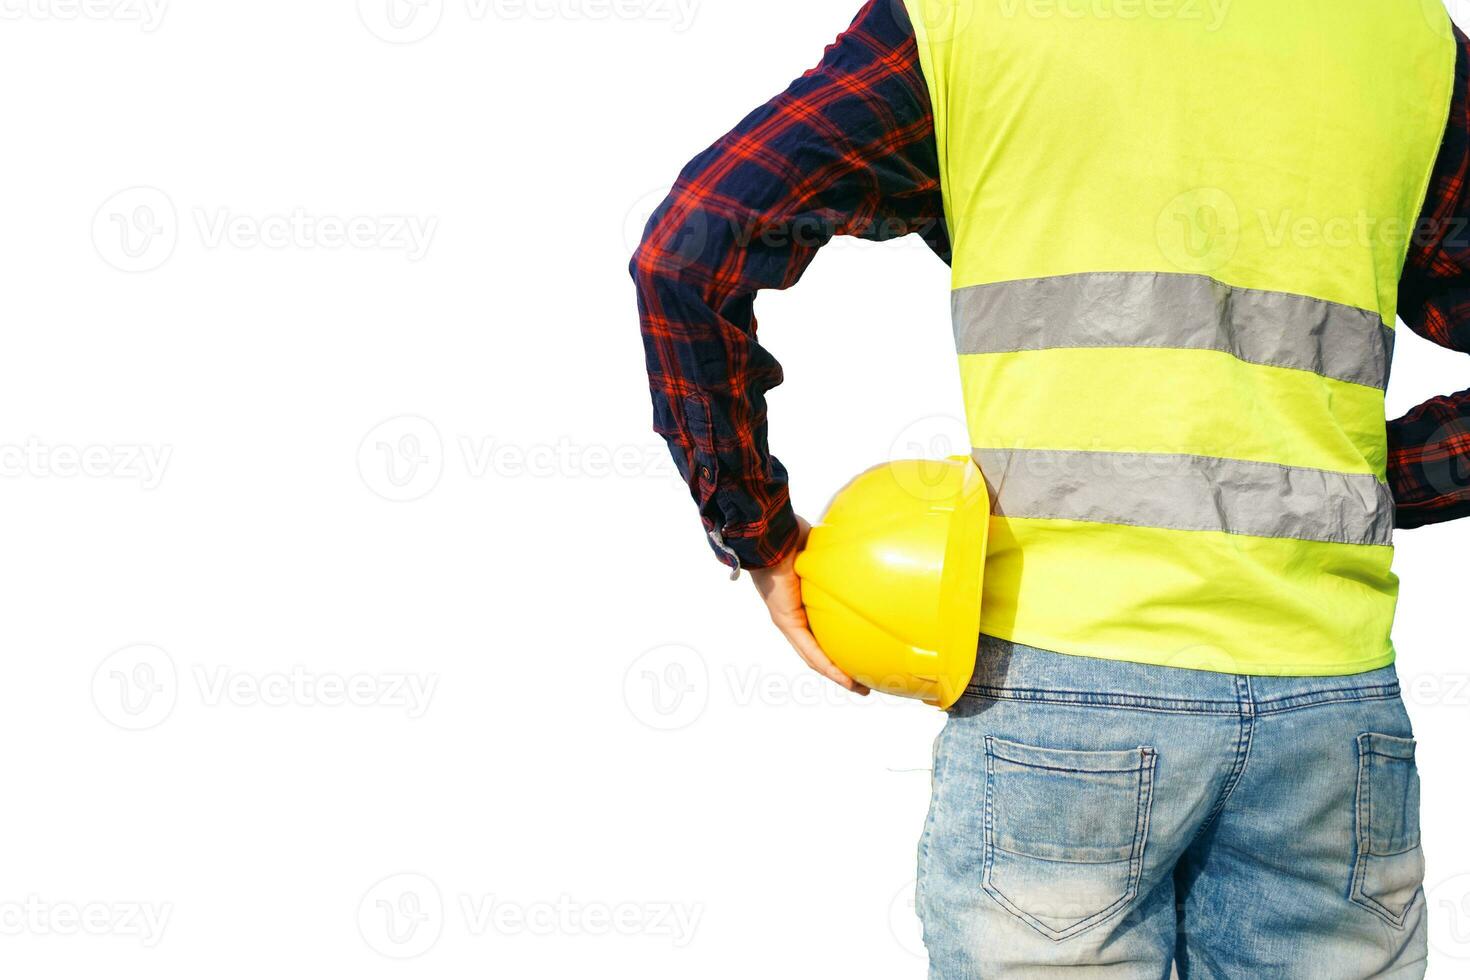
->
[631,1,1470,975]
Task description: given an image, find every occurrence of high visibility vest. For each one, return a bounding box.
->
[902,0,1457,674]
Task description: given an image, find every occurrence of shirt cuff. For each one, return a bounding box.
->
[705,503,801,577]
[1386,404,1470,528]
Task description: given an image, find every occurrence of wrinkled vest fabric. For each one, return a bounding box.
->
[902,0,1457,674]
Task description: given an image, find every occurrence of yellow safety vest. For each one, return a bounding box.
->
[902,0,1457,674]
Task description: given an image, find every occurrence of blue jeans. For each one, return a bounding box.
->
[918,637,1427,979]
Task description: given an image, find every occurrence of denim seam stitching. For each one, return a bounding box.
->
[991,842,1133,865]
[1253,692,1402,716]
[1252,684,1403,712]
[1254,682,1402,703]
[914,724,949,921]
[988,756,1149,775]
[1188,679,1255,848]
[963,687,1243,715]
[1351,737,1374,910]
[981,735,1000,928]
[1129,749,1156,916]
[963,686,1402,717]
[1350,733,1418,929]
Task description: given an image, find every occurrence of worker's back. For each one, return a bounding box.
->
[903,0,1457,672]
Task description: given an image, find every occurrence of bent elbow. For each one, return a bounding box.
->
[630,200,718,290]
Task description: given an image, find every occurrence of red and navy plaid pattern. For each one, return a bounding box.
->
[1394,27,1470,529]
[633,3,1470,568]
[631,0,944,570]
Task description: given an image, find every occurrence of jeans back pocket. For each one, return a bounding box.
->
[1351,732,1424,928]
[982,735,1156,942]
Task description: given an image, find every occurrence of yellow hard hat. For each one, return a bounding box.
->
[795,456,990,709]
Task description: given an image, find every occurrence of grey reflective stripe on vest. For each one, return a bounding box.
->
[974,448,1395,547]
[954,272,1395,390]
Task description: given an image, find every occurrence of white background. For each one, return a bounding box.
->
[2,0,1469,976]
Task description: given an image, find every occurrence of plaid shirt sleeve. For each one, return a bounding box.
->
[1392,26,1470,529]
[630,0,946,573]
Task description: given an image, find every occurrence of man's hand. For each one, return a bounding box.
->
[748,516,870,695]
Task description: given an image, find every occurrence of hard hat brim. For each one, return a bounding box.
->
[797,456,991,711]
[930,458,990,709]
